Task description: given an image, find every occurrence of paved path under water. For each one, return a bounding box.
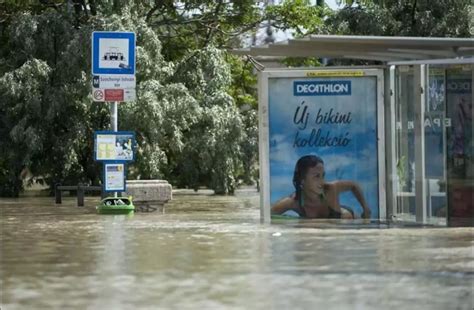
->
[0,190,473,309]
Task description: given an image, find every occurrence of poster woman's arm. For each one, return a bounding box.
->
[334,181,371,219]
[271,197,294,215]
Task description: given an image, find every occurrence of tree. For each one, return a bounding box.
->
[3,0,364,196]
[0,10,97,196]
[326,0,472,37]
[135,0,264,62]
[0,1,263,196]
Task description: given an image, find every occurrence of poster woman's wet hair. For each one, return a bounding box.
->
[293,155,324,204]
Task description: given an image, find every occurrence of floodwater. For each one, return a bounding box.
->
[1,189,473,310]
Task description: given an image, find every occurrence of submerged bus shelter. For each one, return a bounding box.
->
[232,35,474,226]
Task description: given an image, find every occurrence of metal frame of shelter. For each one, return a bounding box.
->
[232,35,474,225]
[233,35,473,62]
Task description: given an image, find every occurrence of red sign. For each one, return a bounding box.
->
[104,89,124,101]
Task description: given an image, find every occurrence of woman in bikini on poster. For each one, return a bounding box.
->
[271,155,371,219]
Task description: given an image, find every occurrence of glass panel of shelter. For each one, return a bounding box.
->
[445,65,474,226]
[393,64,473,226]
[394,66,416,222]
[425,65,447,224]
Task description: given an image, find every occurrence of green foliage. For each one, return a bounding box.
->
[396,155,408,190]
[172,46,232,100]
[121,80,200,179]
[121,46,250,194]
[142,0,262,61]
[239,109,258,186]
[281,57,321,68]
[0,59,51,196]
[266,0,329,37]
[0,1,261,196]
[169,46,245,193]
[338,0,386,6]
[1,0,470,197]
[226,54,258,186]
[227,54,257,110]
[326,0,472,37]
[0,9,100,195]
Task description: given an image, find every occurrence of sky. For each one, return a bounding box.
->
[326,0,342,9]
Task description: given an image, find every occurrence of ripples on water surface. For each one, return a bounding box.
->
[1,190,473,310]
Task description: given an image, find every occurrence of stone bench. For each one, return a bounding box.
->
[125,180,172,212]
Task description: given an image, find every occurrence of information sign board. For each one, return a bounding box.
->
[91,31,136,102]
[94,131,135,162]
[92,32,136,75]
[104,162,126,192]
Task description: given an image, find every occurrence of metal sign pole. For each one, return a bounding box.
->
[111,101,118,131]
[92,32,136,202]
[111,101,118,198]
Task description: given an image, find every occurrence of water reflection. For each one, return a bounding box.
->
[1,192,473,310]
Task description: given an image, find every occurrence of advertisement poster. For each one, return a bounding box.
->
[425,70,446,179]
[267,72,381,219]
[446,68,473,223]
[104,163,126,192]
[94,131,135,161]
[446,70,473,173]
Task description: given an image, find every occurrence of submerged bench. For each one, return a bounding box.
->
[55,180,172,210]
[55,184,104,207]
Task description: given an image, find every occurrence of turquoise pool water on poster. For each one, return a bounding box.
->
[268,77,379,218]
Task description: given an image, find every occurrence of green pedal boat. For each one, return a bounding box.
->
[97,197,135,215]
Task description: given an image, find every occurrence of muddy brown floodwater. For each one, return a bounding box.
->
[1,190,473,309]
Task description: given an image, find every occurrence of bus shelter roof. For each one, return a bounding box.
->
[231,35,474,63]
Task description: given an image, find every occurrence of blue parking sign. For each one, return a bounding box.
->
[92,31,136,75]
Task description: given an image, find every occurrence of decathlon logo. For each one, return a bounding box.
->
[293,80,351,96]
[447,79,471,93]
